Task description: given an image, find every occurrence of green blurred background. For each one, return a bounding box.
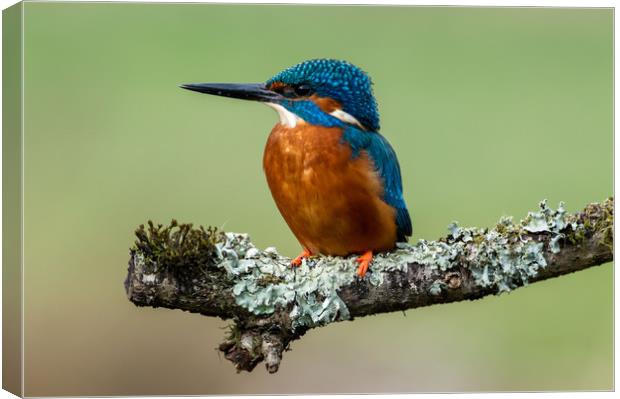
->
[21,2,612,395]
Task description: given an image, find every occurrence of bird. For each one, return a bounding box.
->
[180,59,411,277]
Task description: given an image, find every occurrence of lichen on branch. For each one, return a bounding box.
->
[125,198,613,373]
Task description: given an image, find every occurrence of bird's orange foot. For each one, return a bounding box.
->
[356,251,373,278]
[291,249,311,267]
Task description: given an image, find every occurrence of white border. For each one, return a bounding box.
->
[5,0,620,6]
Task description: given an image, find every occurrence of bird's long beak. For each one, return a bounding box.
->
[179,83,282,102]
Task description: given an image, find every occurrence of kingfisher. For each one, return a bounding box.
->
[181,59,411,277]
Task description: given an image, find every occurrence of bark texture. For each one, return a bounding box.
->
[125,198,613,374]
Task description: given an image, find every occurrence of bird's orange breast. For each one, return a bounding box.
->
[263,123,397,256]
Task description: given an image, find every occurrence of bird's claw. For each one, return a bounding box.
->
[291,249,311,267]
[355,251,373,278]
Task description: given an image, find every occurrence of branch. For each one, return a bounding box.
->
[124,198,613,374]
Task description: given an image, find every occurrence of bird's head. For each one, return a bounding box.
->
[181,59,380,131]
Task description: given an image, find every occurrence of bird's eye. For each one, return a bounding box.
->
[293,84,312,97]
[281,86,296,98]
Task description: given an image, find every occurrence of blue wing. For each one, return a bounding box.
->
[342,126,412,241]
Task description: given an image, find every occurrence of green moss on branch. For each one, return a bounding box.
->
[132,220,222,277]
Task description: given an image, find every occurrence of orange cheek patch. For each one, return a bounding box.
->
[310,95,341,113]
[268,81,287,91]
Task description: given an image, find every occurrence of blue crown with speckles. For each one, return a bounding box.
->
[267,59,380,131]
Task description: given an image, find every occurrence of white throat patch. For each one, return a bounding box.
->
[266,103,303,128]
